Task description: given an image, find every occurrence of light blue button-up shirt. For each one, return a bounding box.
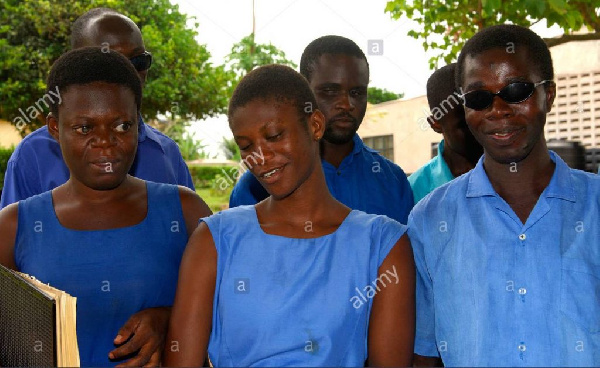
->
[408,140,455,205]
[408,150,600,366]
[229,134,414,224]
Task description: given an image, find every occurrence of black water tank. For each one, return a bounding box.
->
[547,140,586,170]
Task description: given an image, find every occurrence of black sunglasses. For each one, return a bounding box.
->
[129,51,152,72]
[461,80,552,110]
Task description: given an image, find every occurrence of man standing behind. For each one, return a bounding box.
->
[0,8,194,208]
[408,63,482,204]
[409,24,600,366]
[229,35,413,224]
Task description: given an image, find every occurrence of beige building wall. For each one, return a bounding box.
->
[0,120,22,148]
[359,38,600,174]
[358,96,440,175]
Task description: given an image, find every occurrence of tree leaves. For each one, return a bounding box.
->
[384,0,600,70]
[0,0,230,135]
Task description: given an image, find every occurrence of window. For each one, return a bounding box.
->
[363,135,394,161]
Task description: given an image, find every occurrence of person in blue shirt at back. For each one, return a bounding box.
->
[164,64,416,367]
[409,24,600,366]
[229,35,413,224]
[0,8,194,209]
[408,63,482,204]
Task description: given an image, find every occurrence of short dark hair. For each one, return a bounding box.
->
[46,47,142,117]
[456,24,554,89]
[228,64,317,126]
[427,63,462,114]
[70,8,119,49]
[300,35,369,81]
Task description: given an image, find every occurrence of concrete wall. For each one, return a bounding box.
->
[0,120,22,148]
[358,96,441,175]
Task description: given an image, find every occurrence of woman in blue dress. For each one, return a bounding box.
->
[164,65,415,366]
[0,47,211,366]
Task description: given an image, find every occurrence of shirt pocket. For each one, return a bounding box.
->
[560,257,600,334]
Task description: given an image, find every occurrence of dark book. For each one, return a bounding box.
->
[0,263,79,367]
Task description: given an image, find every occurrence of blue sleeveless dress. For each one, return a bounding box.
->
[204,206,407,367]
[14,182,188,367]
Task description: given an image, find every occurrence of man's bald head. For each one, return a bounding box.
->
[71,8,149,83]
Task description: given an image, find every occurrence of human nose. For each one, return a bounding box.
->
[335,92,355,111]
[92,127,117,147]
[487,95,514,118]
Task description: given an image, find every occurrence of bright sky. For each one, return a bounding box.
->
[168,0,562,158]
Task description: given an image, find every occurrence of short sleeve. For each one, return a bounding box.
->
[376,215,408,267]
[1,148,42,209]
[176,154,195,191]
[407,210,440,358]
[389,164,414,224]
[229,171,267,208]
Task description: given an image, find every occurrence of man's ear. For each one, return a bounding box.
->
[428,115,443,134]
[47,112,60,142]
[309,109,326,141]
[544,82,556,113]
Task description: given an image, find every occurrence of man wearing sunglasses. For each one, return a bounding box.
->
[0,8,195,209]
[409,24,600,366]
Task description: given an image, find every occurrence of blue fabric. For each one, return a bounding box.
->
[0,119,194,208]
[14,182,188,367]
[408,140,455,205]
[407,150,600,366]
[229,134,414,224]
[203,206,407,367]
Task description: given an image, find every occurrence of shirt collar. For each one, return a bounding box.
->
[466,150,576,202]
[137,116,166,154]
[435,139,455,180]
[351,133,368,156]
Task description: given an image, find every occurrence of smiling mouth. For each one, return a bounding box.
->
[261,166,283,178]
[486,128,524,144]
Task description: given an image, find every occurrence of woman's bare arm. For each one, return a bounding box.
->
[163,222,217,366]
[367,233,415,366]
[0,203,19,270]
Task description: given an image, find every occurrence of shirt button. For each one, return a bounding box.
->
[518,288,527,295]
[336,171,341,175]
[518,344,526,352]
[519,234,526,240]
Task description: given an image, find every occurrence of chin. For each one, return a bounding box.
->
[83,176,128,191]
[323,130,355,145]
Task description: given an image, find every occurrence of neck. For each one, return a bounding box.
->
[483,144,555,201]
[62,175,135,205]
[266,162,338,220]
[321,138,355,168]
[442,141,481,177]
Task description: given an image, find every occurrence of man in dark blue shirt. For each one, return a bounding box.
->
[229,35,413,224]
[0,8,194,209]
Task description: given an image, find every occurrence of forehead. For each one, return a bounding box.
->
[59,82,136,113]
[462,47,540,88]
[82,16,144,56]
[310,54,369,85]
[230,99,299,133]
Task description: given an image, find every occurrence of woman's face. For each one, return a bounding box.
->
[48,82,139,190]
[230,98,325,200]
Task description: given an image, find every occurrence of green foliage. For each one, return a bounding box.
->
[367,86,404,104]
[188,165,239,190]
[221,137,241,161]
[384,0,600,69]
[226,33,297,91]
[0,146,16,191]
[0,0,230,136]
